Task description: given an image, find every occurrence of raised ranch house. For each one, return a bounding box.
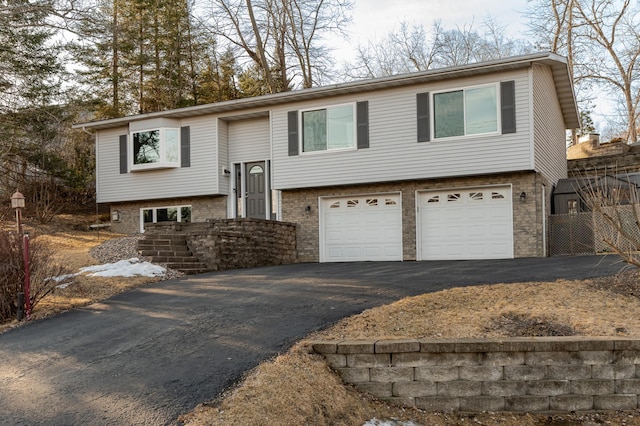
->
[75,52,579,263]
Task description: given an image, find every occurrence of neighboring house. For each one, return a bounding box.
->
[555,134,640,214]
[553,175,640,214]
[75,52,579,262]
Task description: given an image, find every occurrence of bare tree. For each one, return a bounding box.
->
[346,22,439,79]
[347,19,532,79]
[527,0,640,143]
[205,0,352,92]
[579,170,640,268]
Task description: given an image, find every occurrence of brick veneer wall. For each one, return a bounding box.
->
[311,337,640,413]
[282,171,547,262]
[145,218,296,271]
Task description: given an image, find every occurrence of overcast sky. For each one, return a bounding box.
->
[334,0,531,62]
[351,0,530,40]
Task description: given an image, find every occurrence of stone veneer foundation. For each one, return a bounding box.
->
[109,196,227,234]
[282,171,551,263]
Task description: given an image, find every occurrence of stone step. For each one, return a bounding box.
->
[179,267,214,275]
[148,256,202,263]
[165,262,211,271]
[139,249,192,257]
[138,241,187,249]
[141,234,187,241]
[139,233,213,275]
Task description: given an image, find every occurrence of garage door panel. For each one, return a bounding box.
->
[491,224,510,235]
[445,243,465,255]
[467,243,487,256]
[467,225,488,238]
[321,193,402,262]
[419,186,513,260]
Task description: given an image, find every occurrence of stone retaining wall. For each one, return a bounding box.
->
[310,337,640,413]
[145,218,296,271]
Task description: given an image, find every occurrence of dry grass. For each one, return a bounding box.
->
[182,276,640,426]
[4,216,640,424]
[0,215,162,333]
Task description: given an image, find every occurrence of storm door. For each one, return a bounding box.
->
[245,161,266,219]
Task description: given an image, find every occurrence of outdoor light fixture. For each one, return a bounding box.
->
[11,190,25,209]
[305,205,312,213]
[10,190,30,320]
[10,191,25,234]
[520,192,526,202]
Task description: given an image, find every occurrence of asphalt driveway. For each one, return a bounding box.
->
[0,255,627,425]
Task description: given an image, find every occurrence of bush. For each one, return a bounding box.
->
[0,231,70,322]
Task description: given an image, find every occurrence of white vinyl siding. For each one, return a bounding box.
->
[272,69,531,190]
[96,116,218,203]
[217,119,229,194]
[532,64,568,185]
[228,117,271,163]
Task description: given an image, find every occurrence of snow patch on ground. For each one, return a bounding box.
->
[79,258,166,278]
[53,258,167,288]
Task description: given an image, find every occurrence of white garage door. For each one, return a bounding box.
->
[418,186,513,260]
[321,193,403,262]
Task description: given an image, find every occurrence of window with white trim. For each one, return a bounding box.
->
[433,84,499,139]
[141,205,191,232]
[131,128,180,170]
[301,104,355,152]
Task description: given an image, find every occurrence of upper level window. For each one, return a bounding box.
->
[301,104,355,153]
[433,84,498,139]
[131,128,179,170]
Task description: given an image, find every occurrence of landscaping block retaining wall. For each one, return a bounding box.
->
[310,337,640,413]
[145,218,296,271]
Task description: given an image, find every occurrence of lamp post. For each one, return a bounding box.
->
[10,191,30,320]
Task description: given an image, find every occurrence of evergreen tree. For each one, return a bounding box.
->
[0,0,61,113]
[72,0,218,117]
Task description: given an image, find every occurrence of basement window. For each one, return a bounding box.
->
[140,205,191,232]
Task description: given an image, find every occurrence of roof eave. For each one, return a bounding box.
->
[74,51,580,131]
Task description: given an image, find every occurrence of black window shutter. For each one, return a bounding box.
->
[288,111,298,156]
[119,135,128,174]
[501,80,516,134]
[181,126,191,167]
[416,92,430,142]
[356,101,369,149]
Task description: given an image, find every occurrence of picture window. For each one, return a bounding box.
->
[301,104,355,153]
[433,84,498,139]
[131,127,180,170]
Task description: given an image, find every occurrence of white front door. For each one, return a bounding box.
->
[418,186,514,260]
[320,193,403,262]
